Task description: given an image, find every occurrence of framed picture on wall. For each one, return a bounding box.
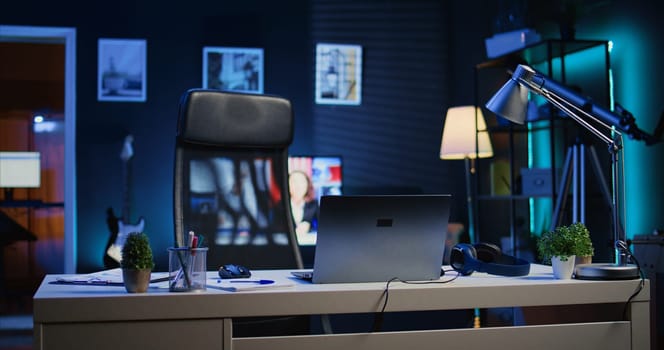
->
[202,47,264,94]
[315,43,362,105]
[97,38,147,102]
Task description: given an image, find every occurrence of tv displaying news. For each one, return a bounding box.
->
[288,156,343,245]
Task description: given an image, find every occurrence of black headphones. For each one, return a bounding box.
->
[450,242,530,277]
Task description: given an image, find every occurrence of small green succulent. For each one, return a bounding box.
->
[121,232,155,270]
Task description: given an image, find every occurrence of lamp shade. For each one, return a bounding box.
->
[485,76,529,124]
[440,106,493,160]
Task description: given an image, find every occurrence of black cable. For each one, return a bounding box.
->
[618,243,646,321]
[372,269,460,332]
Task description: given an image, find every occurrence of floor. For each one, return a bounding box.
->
[0,314,32,350]
[1,278,36,350]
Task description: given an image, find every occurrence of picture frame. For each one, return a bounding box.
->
[202,46,264,94]
[97,38,147,102]
[315,43,362,105]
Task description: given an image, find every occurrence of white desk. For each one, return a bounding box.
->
[33,264,650,350]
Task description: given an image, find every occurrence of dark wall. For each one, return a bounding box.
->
[79,2,313,272]
[4,0,464,273]
[2,0,313,272]
[309,0,463,207]
[3,0,663,273]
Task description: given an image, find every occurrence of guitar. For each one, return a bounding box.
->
[103,135,145,268]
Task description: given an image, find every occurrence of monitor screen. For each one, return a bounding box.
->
[0,152,41,188]
[288,155,342,245]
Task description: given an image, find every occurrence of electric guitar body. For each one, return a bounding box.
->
[103,135,146,269]
[104,209,145,267]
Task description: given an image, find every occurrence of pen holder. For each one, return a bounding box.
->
[168,247,208,292]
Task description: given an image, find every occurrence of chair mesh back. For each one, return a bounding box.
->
[173,90,302,269]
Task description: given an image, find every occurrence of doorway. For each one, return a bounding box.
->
[0,25,77,276]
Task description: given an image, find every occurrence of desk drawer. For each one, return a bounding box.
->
[38,318,225,350]
[233,321,631,350]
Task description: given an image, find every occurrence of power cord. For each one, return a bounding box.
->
[616,240,646,320]
[372,269,460,332]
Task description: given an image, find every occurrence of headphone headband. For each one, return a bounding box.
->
[450,243,530,277]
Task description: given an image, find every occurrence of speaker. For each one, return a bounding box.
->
[450,242,530,277]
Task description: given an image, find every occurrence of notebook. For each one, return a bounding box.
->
[293,194,451,283]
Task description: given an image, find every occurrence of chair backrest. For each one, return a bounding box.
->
[174,89,303,270]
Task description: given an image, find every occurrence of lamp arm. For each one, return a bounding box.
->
[514,64,658,145]
[525,80,620,150]
[546,88,627,263]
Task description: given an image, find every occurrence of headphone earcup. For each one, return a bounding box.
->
[452,242,531,277]
[474,242,502,263]
[450,243,478,276]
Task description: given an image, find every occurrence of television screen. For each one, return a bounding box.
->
[0,152,41,188]
[288,156,342,245]
[186,154,291,246]
[182,150,302,269]
[180,152,343,269]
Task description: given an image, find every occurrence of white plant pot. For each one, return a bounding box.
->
[551,255,576,279]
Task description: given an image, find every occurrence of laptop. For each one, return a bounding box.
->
[293,194,451,283]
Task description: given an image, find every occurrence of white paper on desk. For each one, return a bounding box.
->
[207,278,294,292]
[56,268,169,285]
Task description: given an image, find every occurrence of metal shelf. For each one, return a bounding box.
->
[473,38,610,256]
[476,39,609,69]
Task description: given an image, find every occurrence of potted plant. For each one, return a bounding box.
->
[537,222,594,279]
[121,232,154,293]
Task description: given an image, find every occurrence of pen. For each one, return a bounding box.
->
[191,235,199,255]
[188,231,195,248]
[229,279,275,285]
[50,279,124,286]
[173,248,191,289]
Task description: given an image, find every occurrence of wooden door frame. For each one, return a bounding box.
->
[0,25,77,273]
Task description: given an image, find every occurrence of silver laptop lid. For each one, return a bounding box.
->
[312,194,451,283]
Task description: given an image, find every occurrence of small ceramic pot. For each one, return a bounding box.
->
[551,255,576,279]
[122,268,151,293]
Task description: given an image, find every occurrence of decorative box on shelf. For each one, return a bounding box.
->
[520,168,557,196]
[485,28,541,59]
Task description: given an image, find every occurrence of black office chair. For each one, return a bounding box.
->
[174,89,303,271]
[173,89,309,336]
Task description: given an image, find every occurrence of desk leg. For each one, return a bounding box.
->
[629,300,650,350]
[223,318,233,350]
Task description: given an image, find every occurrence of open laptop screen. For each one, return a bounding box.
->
[310,194,451,283]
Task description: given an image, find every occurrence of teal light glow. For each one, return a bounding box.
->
[609,68,615,109]
[527,46,609,236]
[608,32,659,238]
[528,119,553,235]
[579,16,664,238]
[527,122,534,233]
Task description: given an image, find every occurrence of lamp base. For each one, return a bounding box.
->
[574,263,640,280]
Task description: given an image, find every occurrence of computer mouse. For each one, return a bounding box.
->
[218,264,252,279]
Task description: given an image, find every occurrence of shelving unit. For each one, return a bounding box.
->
[473,39,611,260]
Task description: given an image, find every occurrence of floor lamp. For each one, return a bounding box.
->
[486,64,659,280]
[440,106,493,329]
[440,106,494,244]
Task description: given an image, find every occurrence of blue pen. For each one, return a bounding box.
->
[228,279,275,285]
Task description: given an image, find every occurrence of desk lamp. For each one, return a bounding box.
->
[440,106,493,244]
[486,64,659,280]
